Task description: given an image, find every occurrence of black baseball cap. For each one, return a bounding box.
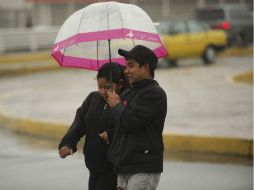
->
[118,45,158,69]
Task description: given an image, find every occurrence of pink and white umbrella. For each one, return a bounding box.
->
[51,1,168,71]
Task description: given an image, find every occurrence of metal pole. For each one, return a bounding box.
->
[162,0,170,19]
[108,39,112,84]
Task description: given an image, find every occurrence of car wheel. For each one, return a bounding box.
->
[167,59,178,67]
[202,46,215,64]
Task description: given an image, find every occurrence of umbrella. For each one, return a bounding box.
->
[51,1,168,71]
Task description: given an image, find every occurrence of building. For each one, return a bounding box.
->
[0,0,33,28]
[0,0,252,28]
[0,0,252,53]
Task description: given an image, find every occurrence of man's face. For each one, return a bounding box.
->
[124,58,149,84]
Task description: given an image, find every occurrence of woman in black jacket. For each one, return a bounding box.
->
[58,62,128,190]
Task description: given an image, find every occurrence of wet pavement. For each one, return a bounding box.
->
[0,56,252,139]
[0,127,252,190]
[0,54,253,189]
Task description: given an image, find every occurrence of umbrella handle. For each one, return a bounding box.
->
[108,39,112,84]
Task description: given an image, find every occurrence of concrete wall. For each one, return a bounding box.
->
[0,0,32,28]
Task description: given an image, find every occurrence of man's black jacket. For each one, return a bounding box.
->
[108,79,167,174]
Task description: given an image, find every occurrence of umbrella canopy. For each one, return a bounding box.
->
[51,1,168,70]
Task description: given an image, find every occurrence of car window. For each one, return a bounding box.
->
[201,22,210,30]
[156,22,171,34]
[169,21,186,34]
[187,21,205,33]
[196,9,225,20]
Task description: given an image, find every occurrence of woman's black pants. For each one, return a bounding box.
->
[89,171,117,190]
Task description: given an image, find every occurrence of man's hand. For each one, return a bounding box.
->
[107,90,121,107]
[59,146,73,158]
[99,131,109,144]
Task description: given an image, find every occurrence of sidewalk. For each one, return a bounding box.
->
[0,47,253,164]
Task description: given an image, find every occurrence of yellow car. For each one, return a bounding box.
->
[157,19,227,66]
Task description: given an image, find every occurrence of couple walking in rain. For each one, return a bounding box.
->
[53,2,168,190]
[58,45,167,190]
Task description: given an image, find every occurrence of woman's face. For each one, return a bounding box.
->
[97,78,123,100]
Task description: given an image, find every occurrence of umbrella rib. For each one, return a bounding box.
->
[106,4,112,83]
[106,3,110,31]
[77,9,86,34]
[131,39,136,46]
[75,9,86,46]
[61,48,66,65]
[116,3,125,39]
[96,40,99,69]
[117,3,135,46]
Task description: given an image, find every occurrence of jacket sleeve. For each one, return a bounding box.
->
[58,92,94,152]
[111,87,166,133]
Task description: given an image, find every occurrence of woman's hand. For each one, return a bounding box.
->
[99,131,109,144]
[59,146,73,158]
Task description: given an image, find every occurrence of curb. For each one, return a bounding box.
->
[0,51,59,77]
[218,46,253,57]
[0,64,60,77]
[0,113,252,164]
[0,51,51,64]
[227,71,253,87]
[231,71,253,85]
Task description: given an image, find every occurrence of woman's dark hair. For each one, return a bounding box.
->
[97,62,129,93]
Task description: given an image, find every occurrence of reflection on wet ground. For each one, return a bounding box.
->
[1,125,252,165]
[0,126,252,190]
[0,125,83,158]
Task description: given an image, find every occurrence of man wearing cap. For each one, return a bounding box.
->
[106,45,167,190]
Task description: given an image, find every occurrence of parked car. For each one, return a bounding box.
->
[156,19,227,66]
[195,4,253,46]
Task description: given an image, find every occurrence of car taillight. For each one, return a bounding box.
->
[212,22,230,30]
[219,21,230,30]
